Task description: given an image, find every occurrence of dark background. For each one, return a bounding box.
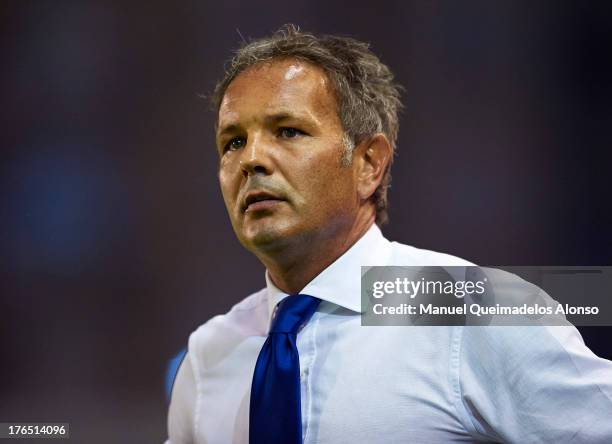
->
[1,1,611,442]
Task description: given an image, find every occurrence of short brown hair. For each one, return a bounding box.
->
[212,24,403,225]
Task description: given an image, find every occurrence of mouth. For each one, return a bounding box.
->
[242,190,286,213]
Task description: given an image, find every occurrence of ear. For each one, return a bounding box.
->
[354,133,392,201]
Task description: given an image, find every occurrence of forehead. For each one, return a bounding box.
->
[218,59,339,126]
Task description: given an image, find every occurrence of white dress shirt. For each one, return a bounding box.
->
[166,224,612,443]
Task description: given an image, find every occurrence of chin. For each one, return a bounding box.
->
[240,225,288,252]
[240,220,307,254]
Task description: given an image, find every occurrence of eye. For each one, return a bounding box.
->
[278,127,305,139]
[224,137,246,153]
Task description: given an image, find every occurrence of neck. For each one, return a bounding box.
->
[260,212,376,294]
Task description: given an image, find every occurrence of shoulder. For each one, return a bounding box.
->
[456,325,612,441]
[187,288,268,369]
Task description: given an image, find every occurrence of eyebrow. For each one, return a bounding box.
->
[217,124,240,138]
[217,112,312,138]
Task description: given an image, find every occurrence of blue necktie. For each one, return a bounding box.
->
[249,294,322,444]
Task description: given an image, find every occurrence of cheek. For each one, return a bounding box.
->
[302,164,356,208]
[218,172,229,197]
[219,156,241,186]
[218,169,239,208]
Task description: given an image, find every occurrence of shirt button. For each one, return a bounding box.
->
[300,368,308,380]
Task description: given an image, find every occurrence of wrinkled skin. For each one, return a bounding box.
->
[216,58,390,293]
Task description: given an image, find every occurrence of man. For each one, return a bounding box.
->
[166,25,612,443]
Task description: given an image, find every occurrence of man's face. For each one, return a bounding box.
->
[216,58,360,254]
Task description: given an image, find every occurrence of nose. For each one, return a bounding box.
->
[239,134,274,178]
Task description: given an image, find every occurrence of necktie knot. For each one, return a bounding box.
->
[269,294,321,334]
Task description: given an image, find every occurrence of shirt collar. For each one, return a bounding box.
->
[265,223,393,321]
